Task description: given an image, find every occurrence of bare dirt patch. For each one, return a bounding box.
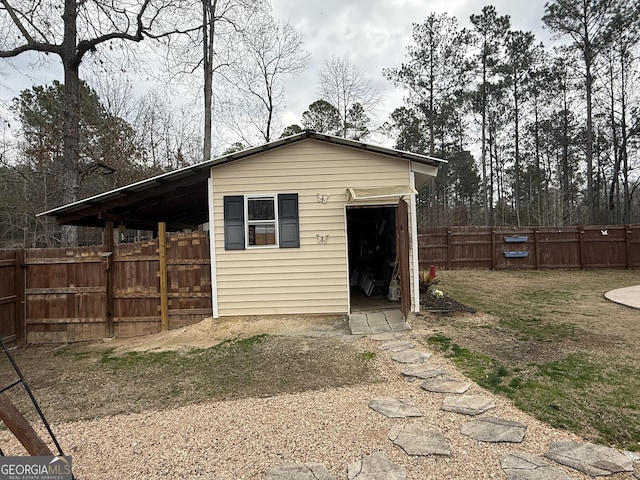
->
[0,315,379,425]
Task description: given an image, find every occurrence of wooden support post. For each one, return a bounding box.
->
[15,249,26,347]
[0,393,54,456]
[104,221,114,338]
[158,222,169,331]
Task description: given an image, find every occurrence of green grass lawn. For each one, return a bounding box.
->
[423,269,640,451]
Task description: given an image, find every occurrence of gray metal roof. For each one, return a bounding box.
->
[39,130,446,231]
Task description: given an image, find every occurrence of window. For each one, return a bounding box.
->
[224,193,299,250]
[247,196,276,246]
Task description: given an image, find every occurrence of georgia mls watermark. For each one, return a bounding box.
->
[0,456,72,480]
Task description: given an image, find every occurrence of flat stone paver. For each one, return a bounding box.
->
[391,350,431,364]
[544,441,634,476]
[401,365,446,379]
[501,452,572,480]
[348,451,406,480]
[367,312,388,326]
[388,425,450,456]
[378,340,416,352]
[441,395,496,416]
[368,397,422,418]
[461,416,527,443]
[389,321,411,332]
[264,463,336,480]
[384,310,405,324]
[349,311,410,334]
[421,376,471,394]
[348,314,372,335]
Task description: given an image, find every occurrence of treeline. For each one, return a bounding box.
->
[384,2,640,228]
[1,1,639,248]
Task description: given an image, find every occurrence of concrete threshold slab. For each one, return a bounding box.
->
[348,310,410,335]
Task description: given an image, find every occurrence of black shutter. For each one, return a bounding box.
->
[278,193,299,248]
[224,196,245,250]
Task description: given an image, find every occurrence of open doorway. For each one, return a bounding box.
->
[347,205,400,312]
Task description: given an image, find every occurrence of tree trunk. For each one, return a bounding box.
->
[202,0,216,163]
[61,0,81,247]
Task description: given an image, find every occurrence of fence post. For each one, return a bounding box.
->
[104,221,114,338]
[491,229,496,270]
[446,230,452,270]
[15,249,26,346]
[158,222,169,331]
[578,226,585,270]
[533,228,540,270]
[625,225,632,270]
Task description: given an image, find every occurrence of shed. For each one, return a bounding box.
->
[40,131,445,319]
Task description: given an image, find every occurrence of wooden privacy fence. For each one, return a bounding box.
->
[1,230,212,345]
[418,225,640,271]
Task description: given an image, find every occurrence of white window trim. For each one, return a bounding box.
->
[245,194,279,248]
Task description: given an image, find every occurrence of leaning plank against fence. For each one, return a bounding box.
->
[418,225,640,271]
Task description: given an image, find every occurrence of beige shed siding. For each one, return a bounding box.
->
[211,140,417,317]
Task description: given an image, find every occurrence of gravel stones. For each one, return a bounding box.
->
[441,395,496,416]
[388,425,450,456]
[501,452,572,480]
[368,397,422,418]
[461,416,527,443]
[264,463,336,480]
[420,376,471,394]
[347,451,406,480]
[544,441,634,476]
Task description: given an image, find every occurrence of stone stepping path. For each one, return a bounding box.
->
[347,451,406,480]
[441,394,496,416]
[401,365,446,379]
[421,376,471,394]
[544,441,634,476]
[378,340,416,352]
[461,416,527,443]
[501,452,572,480]
[388,425,450,457]
[368,397,422,418]
[264,333,640,478]
[264,462,336,480]
[391,350,431,363]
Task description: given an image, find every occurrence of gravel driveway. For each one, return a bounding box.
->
[3,328,629,480]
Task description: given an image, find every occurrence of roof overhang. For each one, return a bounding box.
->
[39,130,447,231]
[347,185,418,201]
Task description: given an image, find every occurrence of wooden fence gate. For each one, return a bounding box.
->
[0,230,212,345]
[0,250,26,347]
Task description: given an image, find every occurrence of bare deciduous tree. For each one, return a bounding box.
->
[318,55,381,138]
[0,0,184,245]
[234,14,309,143]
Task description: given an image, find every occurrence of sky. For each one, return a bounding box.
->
[0,0,553,149]
[270,0,552,135]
